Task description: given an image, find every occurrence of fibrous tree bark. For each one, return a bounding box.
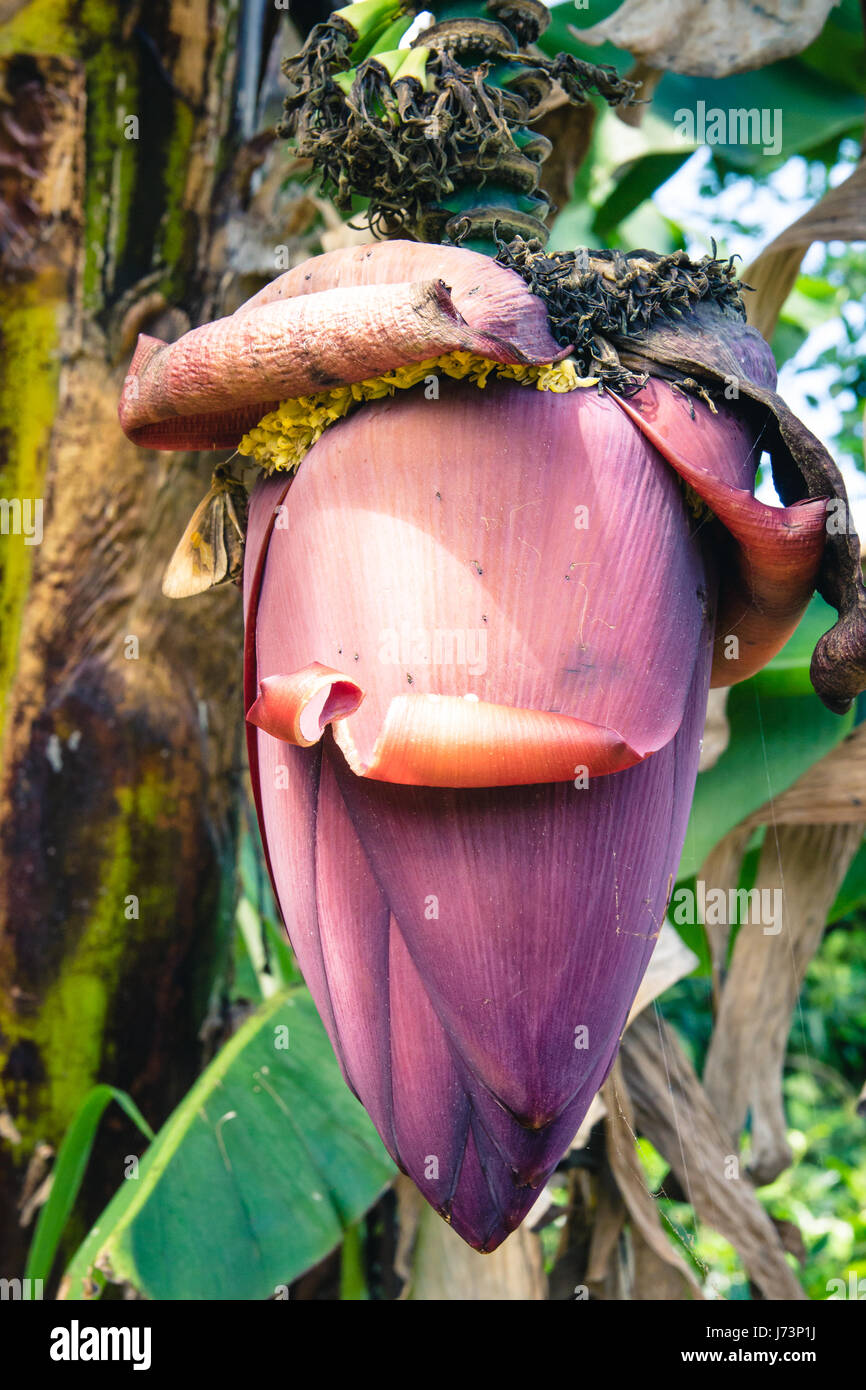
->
[0,0,253,1278]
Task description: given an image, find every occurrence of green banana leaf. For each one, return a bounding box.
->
[653,66,863,171]
[61,989,396,1301]
[542,0,865,171]
[24,1085,154,1291]
[592,149,695,239]
[540,0,631,73]
[789,0,866,96]
[830,840,866,923]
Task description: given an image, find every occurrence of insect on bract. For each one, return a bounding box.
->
[162,466,249,599]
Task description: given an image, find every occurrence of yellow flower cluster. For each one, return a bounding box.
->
[237,352,597,472]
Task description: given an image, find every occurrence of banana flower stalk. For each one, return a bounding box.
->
[119,235,866,1249]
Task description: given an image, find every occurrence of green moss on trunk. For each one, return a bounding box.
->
[0,770,184,1146]
[0,285,61,751]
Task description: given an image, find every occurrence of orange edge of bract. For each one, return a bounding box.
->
[247,664,365,748]
[246,663,646,787]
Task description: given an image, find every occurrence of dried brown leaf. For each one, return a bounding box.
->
[698,687,731,773]
[572,0,837,78]
[616,61,664,126]
[741,722,866,827]
[697,822,753,995]
[744,161,866,340]
[627,922,700,1022]
[632,1230,701,1299]
[394,1176,547,1300]
[533,96,596,221]
[620,1011,807,1299]
[547,1169,598,1300]
[702,822,862,1184]
[583,1155,628,1291]
[602,1060,704,1299]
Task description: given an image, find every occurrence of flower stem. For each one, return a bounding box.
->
[280,0,635,249]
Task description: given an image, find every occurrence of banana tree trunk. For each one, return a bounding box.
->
[0,0,245,1278]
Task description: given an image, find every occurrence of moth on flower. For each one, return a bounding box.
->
[161,464,249,599]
